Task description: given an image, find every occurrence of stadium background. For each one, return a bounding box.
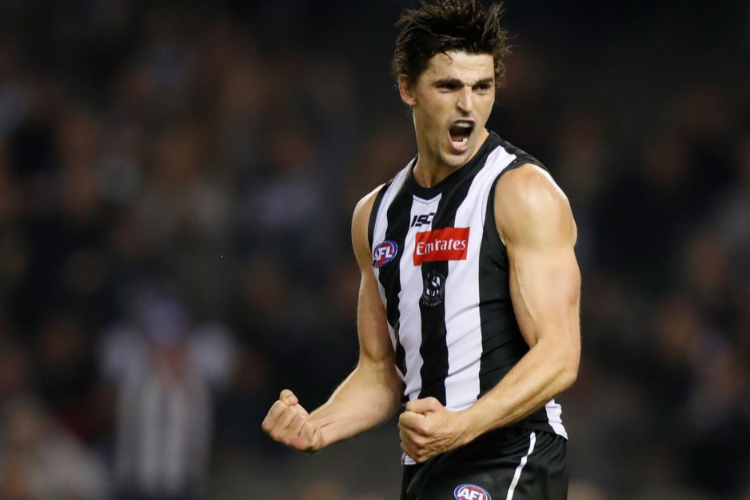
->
[0,0,748,499]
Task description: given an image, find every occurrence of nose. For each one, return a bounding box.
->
[456,86,473,113]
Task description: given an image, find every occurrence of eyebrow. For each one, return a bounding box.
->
[434,77,494,87]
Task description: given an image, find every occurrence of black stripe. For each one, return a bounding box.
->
[477,156,557,434]
[368,182,391,251]
[377,183,412,379]
[494,136,546,171]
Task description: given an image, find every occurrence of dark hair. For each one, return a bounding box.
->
[392,0,509,90]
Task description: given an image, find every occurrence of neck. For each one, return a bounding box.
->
[413,128,490,188]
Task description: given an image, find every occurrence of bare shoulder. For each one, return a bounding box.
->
[352,184,387,269]
[494,163,576,246]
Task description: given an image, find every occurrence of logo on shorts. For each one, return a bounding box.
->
[420,269,445,307]
[454,484,491,500]
[373,240,398,268]
[413,227,470,265]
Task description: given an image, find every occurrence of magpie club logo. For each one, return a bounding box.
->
[454,484,491,500]
[413,227,470,265]
[420,269,445,307]
[372,240,398,268]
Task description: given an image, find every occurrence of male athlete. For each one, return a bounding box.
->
[262,1,581,499]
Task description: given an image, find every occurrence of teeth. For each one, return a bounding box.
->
[454,122,472,129]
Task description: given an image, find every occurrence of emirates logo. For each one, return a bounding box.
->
[413,227,470,265]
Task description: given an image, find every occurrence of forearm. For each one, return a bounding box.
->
[459,338,577,442]
[310,361,403,447]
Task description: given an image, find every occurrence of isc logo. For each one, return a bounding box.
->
[454,484,491,500]
[411,212,436,227]
[372,240,398,268]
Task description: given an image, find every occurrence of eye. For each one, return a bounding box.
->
[437,82,461,91]
[474,83,492,93]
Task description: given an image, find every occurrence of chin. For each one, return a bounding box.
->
[443,144,474,167]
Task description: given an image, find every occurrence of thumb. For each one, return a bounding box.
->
[280,389,299,406]
[406,397,442,414]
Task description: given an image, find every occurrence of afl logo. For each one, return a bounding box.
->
[373,240,398,268]
[454,484,491,500]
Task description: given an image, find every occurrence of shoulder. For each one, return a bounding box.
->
[493,163,576,246]
[352,184,386,233]
[352,184,387,269]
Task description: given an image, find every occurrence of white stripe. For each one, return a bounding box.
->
[506,431,537,500]
[444,146,515,410]
[400,194,441,401]
[545,399,568,439]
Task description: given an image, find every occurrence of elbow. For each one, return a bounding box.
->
[559,349,579,391]
[560,363,578,391]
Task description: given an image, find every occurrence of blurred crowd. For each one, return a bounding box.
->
[0,0,748,499]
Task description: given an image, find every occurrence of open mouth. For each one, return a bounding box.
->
[449,120,474,151]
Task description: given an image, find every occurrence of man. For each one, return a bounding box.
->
[262,1,581,498]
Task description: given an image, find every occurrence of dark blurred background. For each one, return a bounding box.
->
[0,0,748,499]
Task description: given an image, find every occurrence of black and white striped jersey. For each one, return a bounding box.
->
[368,132,567,460]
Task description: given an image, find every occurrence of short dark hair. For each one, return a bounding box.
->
[392,0,509,90]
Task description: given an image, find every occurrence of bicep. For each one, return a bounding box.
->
[496,164,581,350]
[351,187,397,367]
[356,270,395,365]
[507,242,580,349]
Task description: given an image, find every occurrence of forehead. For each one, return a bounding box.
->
[421,51,494,83]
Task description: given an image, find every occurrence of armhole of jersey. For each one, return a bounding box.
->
[483,155,546,257]
[367,182,390,251]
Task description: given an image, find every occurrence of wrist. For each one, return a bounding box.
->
[455,407,482,447]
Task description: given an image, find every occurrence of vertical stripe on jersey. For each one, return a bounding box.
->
[403,195,442,401]
[444,146,515,410]
[368,181,391,251]
[545,399,568,438]
[372,166,412,378]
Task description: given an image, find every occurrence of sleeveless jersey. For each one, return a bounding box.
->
[368,132,567,463]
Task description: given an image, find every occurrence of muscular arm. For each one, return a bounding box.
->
[262,187,404,451]
[308,189,404,445]
[459,163,580,439]
[398,163,580,461]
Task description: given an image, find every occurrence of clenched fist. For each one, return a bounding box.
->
[262,390,324,453]
[398,397,470,463]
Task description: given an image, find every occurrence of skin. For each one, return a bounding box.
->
[262,50,581,464]
[260,187,403,452]
[398,52,495,187]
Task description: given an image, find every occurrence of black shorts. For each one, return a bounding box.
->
[400,428,567,500]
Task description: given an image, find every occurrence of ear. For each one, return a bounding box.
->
[398,75,417,107]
